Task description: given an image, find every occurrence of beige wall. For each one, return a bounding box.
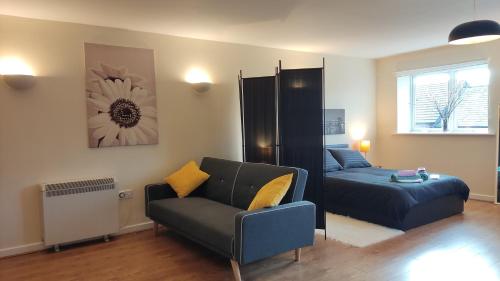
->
[0,15,376,252]
[376,41,500,200]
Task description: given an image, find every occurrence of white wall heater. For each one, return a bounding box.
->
[41,177,119,251]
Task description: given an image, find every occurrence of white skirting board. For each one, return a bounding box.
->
[116,221,154,235]
[0,242,47,259]
[0,221,154,258]
[469,193,495,202]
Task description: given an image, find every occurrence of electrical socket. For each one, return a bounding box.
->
[118,189,134,200]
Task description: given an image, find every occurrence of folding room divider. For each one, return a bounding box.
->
[239,60,326,229]
[278,62,325,229]
[238,74,278,164]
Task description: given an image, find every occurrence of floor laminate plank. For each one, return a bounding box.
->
[1,200,499,281]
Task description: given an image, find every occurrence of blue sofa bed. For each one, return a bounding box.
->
[145,157,316,281]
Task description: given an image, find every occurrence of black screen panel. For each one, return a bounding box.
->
[279,68,325,228]
[241,76,277,164]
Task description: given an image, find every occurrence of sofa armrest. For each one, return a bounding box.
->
[144,183,177,217]
[234,201,316,265]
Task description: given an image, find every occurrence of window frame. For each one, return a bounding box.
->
[397,60,490,134]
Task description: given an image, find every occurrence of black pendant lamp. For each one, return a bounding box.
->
[448,0,500,45]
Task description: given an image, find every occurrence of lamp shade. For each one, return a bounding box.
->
[449,20,500,45]
[360,140,371,153]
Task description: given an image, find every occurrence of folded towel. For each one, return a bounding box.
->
[394,178,424,183]
[417,167,426,173]
[390,173,423,183]
[398,170,417,177]
[430,174,440,180]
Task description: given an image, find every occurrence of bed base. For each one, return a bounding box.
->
[401,194,464,230]
[326,195,464,231]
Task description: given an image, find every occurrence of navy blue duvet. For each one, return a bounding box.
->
[324,167,470,229]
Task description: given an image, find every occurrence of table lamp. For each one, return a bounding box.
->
[360,140,371,158]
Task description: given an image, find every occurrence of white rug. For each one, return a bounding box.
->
[316,212,405,247]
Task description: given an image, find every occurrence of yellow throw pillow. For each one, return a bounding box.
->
[247,173,294,211]
[164,161,210,198]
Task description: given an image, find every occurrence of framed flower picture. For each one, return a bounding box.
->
[84,43,158,148]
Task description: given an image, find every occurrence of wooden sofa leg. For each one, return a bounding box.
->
[153,222,159,236]
[295,248,301,262]
[230,259,242,281]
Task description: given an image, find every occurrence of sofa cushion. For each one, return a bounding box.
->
[148,197,241,257]
[232,163,303,210]
[247,173,294,211]
[164,161,210,198]
[198,157,243,205]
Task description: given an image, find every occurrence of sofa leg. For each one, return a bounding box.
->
[230,259,242,281]
[153,222,159,236]
[295,248,301,262]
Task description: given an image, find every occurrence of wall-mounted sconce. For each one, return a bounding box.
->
[185,68,212,93]
[0,57,36,90]
[3,75,36,90]
[191,82,211,93]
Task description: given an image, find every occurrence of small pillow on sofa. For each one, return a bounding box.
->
[247,173,293,211]
[329,149,371,169]
[164,161,210,198]
[325,149,343,172]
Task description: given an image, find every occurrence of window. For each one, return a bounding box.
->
[397,62,490,134]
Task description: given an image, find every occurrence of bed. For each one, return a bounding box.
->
[323,146,470,231]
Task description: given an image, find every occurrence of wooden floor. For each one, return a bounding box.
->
[1,200,500,281]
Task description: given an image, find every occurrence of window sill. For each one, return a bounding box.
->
[394,131,495,136]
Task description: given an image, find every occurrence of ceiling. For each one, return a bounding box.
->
[1,0,500,58]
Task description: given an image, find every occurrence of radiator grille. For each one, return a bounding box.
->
[43,178,115,197]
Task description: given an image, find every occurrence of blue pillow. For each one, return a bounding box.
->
[328,149,371,169]
[325,149,343,172]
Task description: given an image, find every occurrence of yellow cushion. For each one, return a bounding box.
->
[164,161,210,198]
[247,173,294,211]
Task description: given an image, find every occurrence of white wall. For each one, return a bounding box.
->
[0,15,376,253]
[376,41,500,200]
[325,57,376,162]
